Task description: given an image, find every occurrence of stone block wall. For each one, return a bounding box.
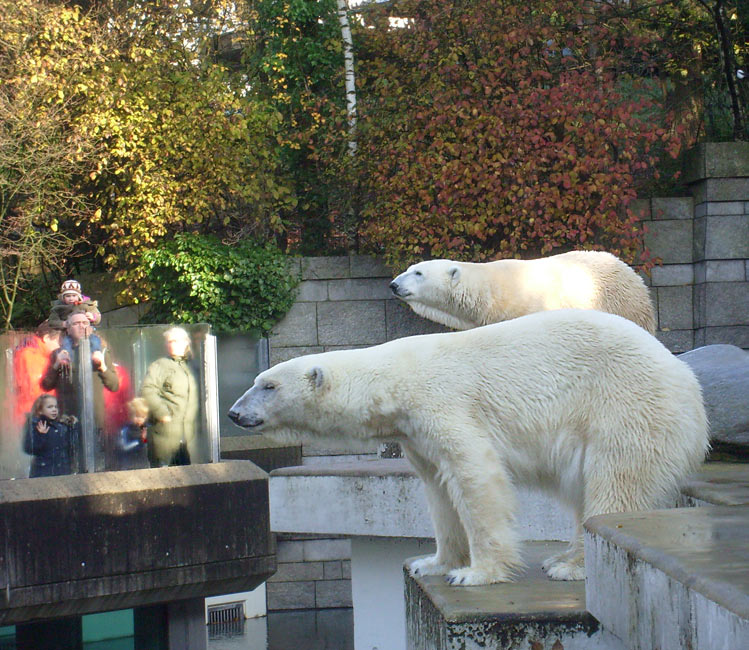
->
[265,535,352,611]
[269,255,447,366]
[636,141,749,353]
[637,196,697,353]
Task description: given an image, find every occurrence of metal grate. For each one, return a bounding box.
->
[207,601,244,625]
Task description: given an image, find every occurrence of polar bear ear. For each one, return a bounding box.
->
[448,266,461,285]
[307,366,326,389]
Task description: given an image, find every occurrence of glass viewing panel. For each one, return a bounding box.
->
[0,324,219,480]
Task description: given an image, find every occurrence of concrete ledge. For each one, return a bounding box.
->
[405,542,623,650]
[681,462,749,506]
[270,459,575,541]
[585,505,749,649]
[0,462,275,626]
[270,459,433,538]
[220,435,302,473]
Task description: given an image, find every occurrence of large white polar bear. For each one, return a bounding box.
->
[390,250,657,333]
[229,310,707,585]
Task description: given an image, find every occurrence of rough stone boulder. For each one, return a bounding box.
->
[678,344,749,457]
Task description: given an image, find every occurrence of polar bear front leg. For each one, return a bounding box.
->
[542,520,585,581]
[402,442,469,577]
[436,432,524,586]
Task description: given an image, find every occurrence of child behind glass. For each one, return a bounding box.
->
[116,397,149,470]
[23,394,78,477]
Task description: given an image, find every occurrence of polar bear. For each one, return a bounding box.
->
[390,250,656,333]
[229,310,707,585]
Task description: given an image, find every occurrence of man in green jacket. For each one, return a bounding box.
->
[141,327,199,467]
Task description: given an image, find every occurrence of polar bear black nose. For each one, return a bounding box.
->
[389,281,399,293]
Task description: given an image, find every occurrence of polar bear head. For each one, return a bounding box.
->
[389,259,489,330]
[228,356,330,442]
[228,350,396,444]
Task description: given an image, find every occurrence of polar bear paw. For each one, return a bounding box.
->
[445,567,512,586]
[408,555,452,577]
[541,549,573,573]
[544,559,586,581]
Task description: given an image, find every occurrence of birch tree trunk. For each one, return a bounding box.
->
[337,0,358,154]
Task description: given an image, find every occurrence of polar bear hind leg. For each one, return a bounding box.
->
[543,435,675,581]
[542,520,586,581]
[541,512,585,580]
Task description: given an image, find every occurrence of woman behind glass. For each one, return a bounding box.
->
[140,327,198,467]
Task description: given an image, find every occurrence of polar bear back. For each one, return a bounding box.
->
[386,311,699,447]
[484,251,655,331]
[391,250,656,333]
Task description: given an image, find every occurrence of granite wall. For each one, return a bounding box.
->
[635,141,749,353]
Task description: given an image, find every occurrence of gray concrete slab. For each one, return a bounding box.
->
[585,505,749,649]
[409,543,587,623]
[270,459,575,541]
[406,541,623,650]
[681,462,749,506]
[0,462,275,626]
[219,434,301,473]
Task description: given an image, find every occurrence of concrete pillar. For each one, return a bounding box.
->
[134,598,207,650]
[351,537,435,650]
[685,142,749,349]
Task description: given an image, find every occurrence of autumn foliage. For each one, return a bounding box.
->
[347,0,690,268]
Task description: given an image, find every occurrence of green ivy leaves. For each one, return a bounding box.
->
[141,233,299,334]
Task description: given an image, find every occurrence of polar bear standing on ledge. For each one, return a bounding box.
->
[390,250,656,333]
[229,310,707,585]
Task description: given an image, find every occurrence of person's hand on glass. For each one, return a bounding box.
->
[36,420,50,435]
[91,350,106,371]
[55,349,70,369]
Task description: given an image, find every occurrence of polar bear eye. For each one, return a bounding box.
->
[263,383,276,391]
[414,271,422,277]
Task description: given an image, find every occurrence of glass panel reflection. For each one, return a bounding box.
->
[0,323,218,479]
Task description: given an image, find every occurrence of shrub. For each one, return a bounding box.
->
[352,0,689,269]
[141,234,299,334]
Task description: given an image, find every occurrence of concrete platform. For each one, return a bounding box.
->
[270,458,575,540]
[0,461,275,626]
[405,541,623,650]
[681,461,749,506]
[220,435,302,473]
[585,504,749,650]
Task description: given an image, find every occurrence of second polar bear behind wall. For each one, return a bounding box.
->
[390,250,657,334]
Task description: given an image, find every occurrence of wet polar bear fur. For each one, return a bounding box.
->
[390,250,657,334]
[229,309,707,585]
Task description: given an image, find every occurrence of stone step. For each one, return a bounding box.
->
[405,541,623,650]
[585,504,749,650]
[270,458,575,540]
[680,461,749,506]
